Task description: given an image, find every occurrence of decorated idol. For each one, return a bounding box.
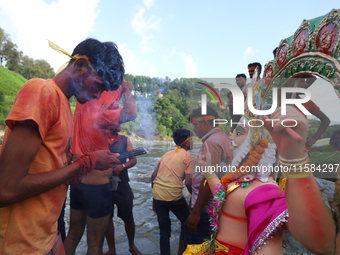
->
[184,67,335,254]
[184,68,289,255]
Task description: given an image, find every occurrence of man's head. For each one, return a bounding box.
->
[173,129,193,150]
[67,38,125,103]
[248,62,262,79]
[235,73,247,89]
[189,106,219,138]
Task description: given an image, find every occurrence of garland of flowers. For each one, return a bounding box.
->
[201,139,269,254]
[202,183,228,254]
[221,139,269,186]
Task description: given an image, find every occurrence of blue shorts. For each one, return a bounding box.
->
[111,182,134,223]
[70,183,112,219]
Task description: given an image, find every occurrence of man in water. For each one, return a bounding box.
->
[105,125,140,255]
[64,79,140,255]
[151,129,193,255]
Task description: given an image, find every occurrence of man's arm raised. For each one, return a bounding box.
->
[119,81,137,124]
[263,107,335,255]
[98,81,137,130]
[306,110,330,147]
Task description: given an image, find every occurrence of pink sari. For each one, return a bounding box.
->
[244,184,288,254]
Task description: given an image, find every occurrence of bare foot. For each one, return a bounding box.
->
[129,245,142,255]
[104,250,116,255]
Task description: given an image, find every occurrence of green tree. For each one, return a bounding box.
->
[20,56,55,79]
[34,59,55,79]
[124,74,135,84]
[0,27,9,66]
[20,55,35,79]
[3,40,21,72]
[154,95,189,135]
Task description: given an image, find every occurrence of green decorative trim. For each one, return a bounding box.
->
[262,52,340,100]
[261,9,340,100]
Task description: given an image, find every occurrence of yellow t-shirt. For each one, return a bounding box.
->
[0,79,73,255]
[152,148,190,201]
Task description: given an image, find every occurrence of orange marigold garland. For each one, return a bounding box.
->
[255,145,265,154]
[248,155,259,164]
[246,159,256,166]
[252,151,262,160]
[221,139,269,186]
[259,139,269,148]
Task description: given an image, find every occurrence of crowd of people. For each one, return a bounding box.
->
[0,37,338,255]
[0,38,144,255]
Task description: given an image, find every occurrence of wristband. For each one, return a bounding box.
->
[66,153,97,185]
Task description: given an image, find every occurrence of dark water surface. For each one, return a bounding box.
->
[64,142,202,255]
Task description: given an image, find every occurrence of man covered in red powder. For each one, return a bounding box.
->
[64,80,139,255]
[0,38,124,255]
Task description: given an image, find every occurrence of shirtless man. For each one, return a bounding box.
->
[64,81,138,255]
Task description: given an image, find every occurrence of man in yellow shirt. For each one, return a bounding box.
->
[151,129,193,255]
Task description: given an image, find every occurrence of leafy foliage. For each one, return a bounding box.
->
[2,40,21,73]
[309,145,340,169]
[307,119,340,139]
[0,26,56,127]
[121,74,232,139]
[0,26,55,79]
[21,56,55,80]
[0,27,8,59]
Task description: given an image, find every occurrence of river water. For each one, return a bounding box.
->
[64,141,202,255]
